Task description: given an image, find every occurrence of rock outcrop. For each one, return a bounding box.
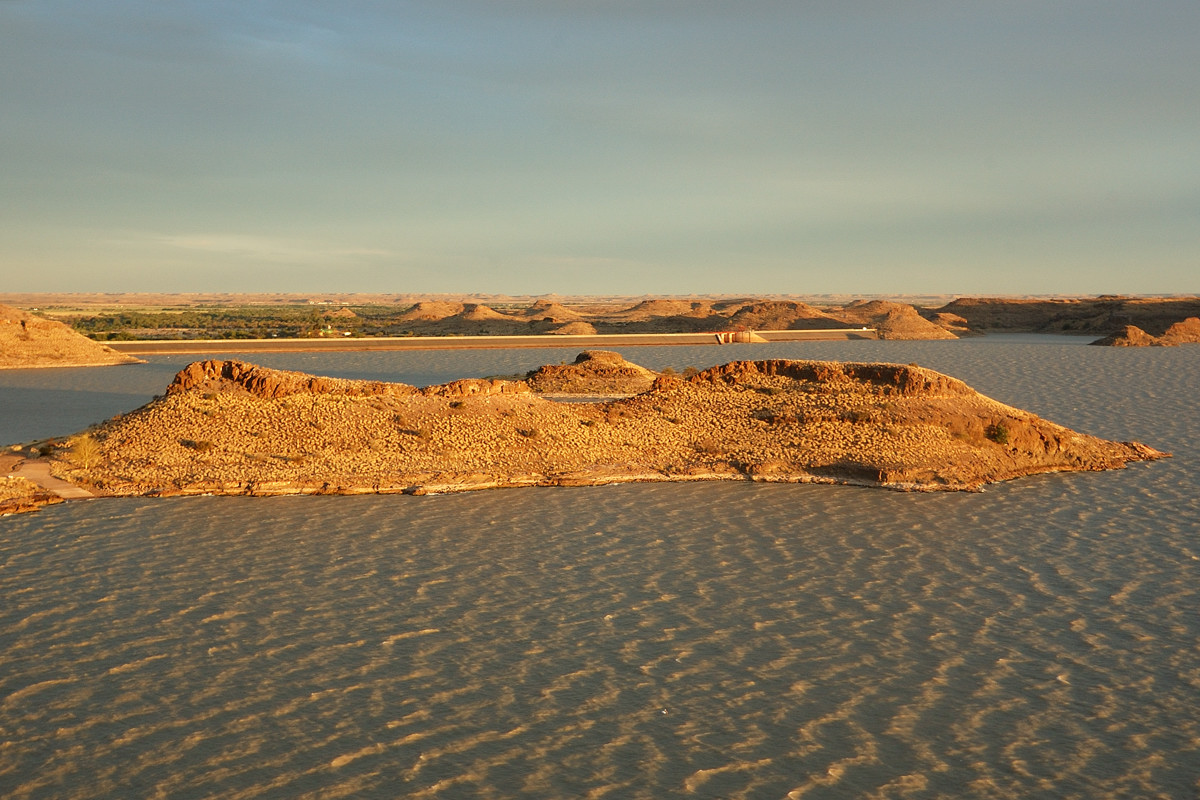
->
[1090,326,1170,347]
[0,304,142,369]
[168,359,419,399]
[525,350,658,394]
[0,475,63,516]
[1091,318,1200,347]
[1159,317,1200,345]
[47,354,1167,499]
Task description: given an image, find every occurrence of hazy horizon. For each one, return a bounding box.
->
[3,1,1198,296]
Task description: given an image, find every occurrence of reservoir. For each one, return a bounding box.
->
[2,336,1197,798]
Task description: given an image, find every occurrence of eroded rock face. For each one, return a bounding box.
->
[168,360,419,399]
[420,379,530,398]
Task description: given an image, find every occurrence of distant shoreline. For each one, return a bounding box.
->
[105,328,877,355]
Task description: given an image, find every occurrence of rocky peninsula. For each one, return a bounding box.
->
[0,303,141,368]
[25,351,1164,507]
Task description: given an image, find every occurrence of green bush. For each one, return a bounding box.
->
[986,422,1011,445]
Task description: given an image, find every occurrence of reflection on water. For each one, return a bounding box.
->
[1,338,1198,798]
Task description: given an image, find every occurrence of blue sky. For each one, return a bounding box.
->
[2,1,1197,296]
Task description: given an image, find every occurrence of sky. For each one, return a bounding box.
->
[1,1,1197,297]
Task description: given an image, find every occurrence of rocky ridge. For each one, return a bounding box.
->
[46,354,1166,499]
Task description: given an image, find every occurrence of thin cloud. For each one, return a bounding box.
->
[154,233,392,263]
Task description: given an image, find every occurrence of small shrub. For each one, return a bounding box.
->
[986,421,1011,445]
[516,428,539,439]
[70,434,102,469]
[180,439,215,452]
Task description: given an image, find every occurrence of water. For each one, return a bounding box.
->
[2,338,1198,798]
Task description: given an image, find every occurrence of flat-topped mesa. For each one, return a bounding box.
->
[52,354,1168,498]
[685,359,973,397]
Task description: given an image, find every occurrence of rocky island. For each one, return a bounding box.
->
[12,351,1164,511]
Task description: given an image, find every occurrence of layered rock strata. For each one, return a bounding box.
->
[47,355,1166,498]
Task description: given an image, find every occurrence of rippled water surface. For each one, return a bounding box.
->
[2,338,1199,798]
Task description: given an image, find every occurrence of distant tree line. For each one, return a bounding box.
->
[67,306,426,340]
